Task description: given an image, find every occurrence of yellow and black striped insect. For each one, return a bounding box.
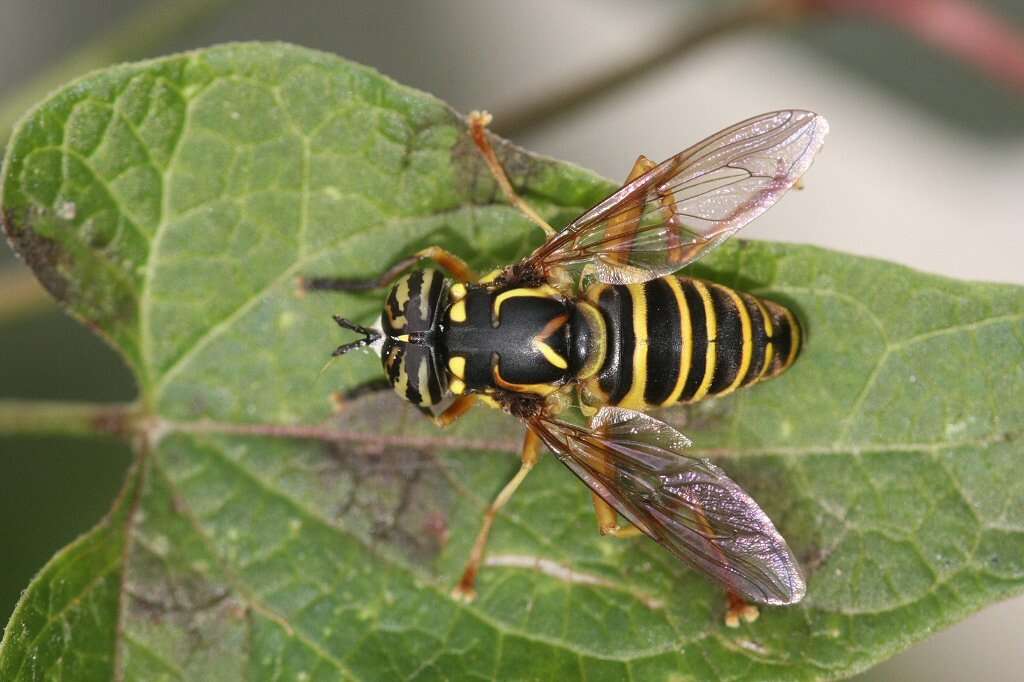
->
[305,110,828,626]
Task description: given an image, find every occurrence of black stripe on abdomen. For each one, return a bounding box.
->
[597,286,635,404]
[767,303,799,376]
[643,279,681,405]
[679,280,708,402]
[740,293,769,386]
[708,284,744,395]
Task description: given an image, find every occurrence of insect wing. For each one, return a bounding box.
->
[529,407,805,605]
[525,110,829,284]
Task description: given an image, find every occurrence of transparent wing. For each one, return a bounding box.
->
[524,110,829,284]
[528,406,805,605]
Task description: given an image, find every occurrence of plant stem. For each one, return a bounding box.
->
[0,401,520,453]
[0,0,237,147]
[174,419,520,454]
[495,0,807,137]
[0,400,140,440]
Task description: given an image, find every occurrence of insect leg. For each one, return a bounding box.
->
[584,408,650,539]
[601,525,644,539]
[433,395,477,428]
[586,410,638,536]
[414,246,479,283]
[451,428,542,602]
[725,592,760,628]
[467,110,556,237]
[300,246,479,293]
[591,489,621,535]
[329,378,392,413]
[600,155,656,267]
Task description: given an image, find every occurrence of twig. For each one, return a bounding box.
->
[0,400,140,440]
[0,398,521,455]
[173,419,520,454]
[814,0,1024,93]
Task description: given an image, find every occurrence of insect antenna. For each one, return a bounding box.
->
[331,315,381,356]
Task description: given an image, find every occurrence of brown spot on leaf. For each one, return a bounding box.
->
[319,441,454,564]
[1,206,72,305]
[127,584,233,622]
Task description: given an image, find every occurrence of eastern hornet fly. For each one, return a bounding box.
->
[304,110,828,626]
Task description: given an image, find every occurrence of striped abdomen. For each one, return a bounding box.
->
[579,277,801,410]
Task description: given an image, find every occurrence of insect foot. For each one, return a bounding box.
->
[450,583,477,604]
[724,595,760,628]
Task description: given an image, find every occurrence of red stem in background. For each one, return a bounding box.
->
[811,0,1024,92]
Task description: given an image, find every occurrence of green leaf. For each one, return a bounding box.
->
[2,42,1022,680]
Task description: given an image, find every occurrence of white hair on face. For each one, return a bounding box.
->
[369,315,385,356]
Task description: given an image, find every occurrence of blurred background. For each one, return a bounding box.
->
[1,1,1022,679]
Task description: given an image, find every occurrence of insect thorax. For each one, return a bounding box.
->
[444,282,607,398]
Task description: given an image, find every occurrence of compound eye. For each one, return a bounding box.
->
[382,342,446,406]
[382,269,445,336]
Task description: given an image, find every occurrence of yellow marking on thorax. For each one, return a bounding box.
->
[447,356,467,394]
[531,314,569,370]
[533,340,568,369]
[752,296,775,382]
[450,282,467,299]
[492,363,558,396]
[618,283,649,409]
[477,393,502,410]
[448,355,466,378]
[688,280,717,402]
[715,285,753,397]
[479,269,502,284]
[448,299,467,323]
[493,285,560,321]
[663,276,692,406]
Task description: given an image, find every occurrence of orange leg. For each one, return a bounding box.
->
[591,489,621,536]
[413,246,478,283]
[300,245,478,293]
[452,428,543,602]
[433,395,477,428]
[585,412,632,536]
[468,110,555,238]
[601,154,692,268]
[328,378,392,413]
[725,592,760,628]
[603,155,656,267]
[600,524,644,539]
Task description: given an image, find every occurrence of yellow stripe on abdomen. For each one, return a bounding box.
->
[617,283,649,409]
[688,280,717,403]
[661,276,692,407]
[713,284,753,397]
